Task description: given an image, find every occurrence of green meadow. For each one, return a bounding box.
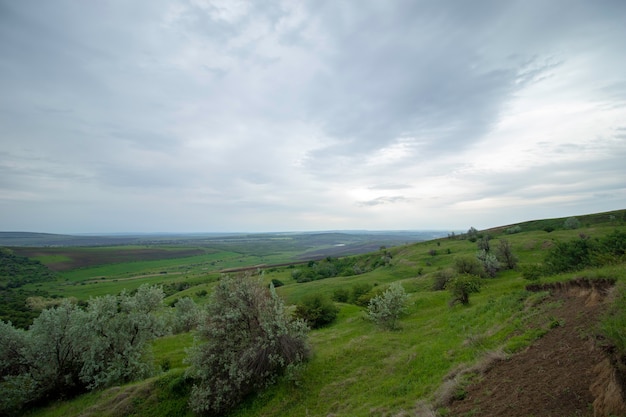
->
[11,209,626,417]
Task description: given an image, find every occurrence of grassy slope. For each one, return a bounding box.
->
[22,210,626,417]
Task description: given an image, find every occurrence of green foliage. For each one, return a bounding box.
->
[600,284,626,358]
[367,283,409,330]
[172,297,201,333]
[476,236,490,252]
[432,269,455,291]
[186,275,309,415]
[544,236,598,273]
[80,285,168,390]
[294,294,339,329]
[454,256,485,278]
[0,249,57,328]
[476,250,500,278]
[350,283,373,305]
[270,279,284,287]
[466,227,479,242]
[331,287,350,302]
[496,239,518,270]
[505,225,522,234]
[521,264,544,281]
[0,285,167,415]
[291,254,390,283]
[564,216,581,230]
[448,274,481,306]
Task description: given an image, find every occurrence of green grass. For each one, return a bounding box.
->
[15,209,626,417]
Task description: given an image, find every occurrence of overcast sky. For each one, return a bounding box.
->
[1,0,625,233]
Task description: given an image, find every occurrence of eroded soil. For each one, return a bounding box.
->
[447,284,614,417]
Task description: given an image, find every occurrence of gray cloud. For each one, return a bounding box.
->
[1,0,625,232]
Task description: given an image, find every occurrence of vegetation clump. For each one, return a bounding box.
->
[0,285,167,416]
[185,275,309,415]
[294,294,339,329]
[367,282,409,330]
[448,274,481,306]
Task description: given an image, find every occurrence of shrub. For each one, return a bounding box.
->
[505,225,522,234]
[476,250,500,278]
[496,239,518,270]
[432,269,455,291]
[544,236,598,274]
[477,236,490,252]
[172,297,200,333]
[448,274,481,306]
[186,275,309,415]
[454,256,485,278]
[270,279,284,287]
[466,227,479,242]
[564,217,581,230]
[521,264,543,281]
[331,288,350,303]
[350,283,373,304]
[294,294,339,329]
[367,283,409,330]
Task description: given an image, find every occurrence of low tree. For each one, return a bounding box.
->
[564,216,581,230]
[25,300,88,399]
[172,296,201,333]
[477,235,491,252]
[0,285,167,415]
[186,275,309,415]
[367,283,409,330]
[448,274,481,306]
[79,285,168,389]
[496,239,518,270]
[432,269,455,291]
[0,321,34,415]
[476,250,500,278]
[294,294,339,329]
[466,227,479,242]
[454,256,485,278]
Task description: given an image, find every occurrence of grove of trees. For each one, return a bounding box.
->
[0,285,167,416]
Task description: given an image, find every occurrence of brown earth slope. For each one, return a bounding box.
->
[447,280,625,417]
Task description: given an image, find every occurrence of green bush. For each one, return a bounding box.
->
[521,264,543,281]
[294,294,339,329]
[331,288,350,303]
[367,283,409,330]
[505,225,522,234]
[432,269,454,291]
[351,283,373,305]
[564,217,581,230]
[496,239,518,270]
[448,274,481,306]
[186,275,309,415]
[476,250,499,278]
[544,236,598,273]
[454,256,485,278]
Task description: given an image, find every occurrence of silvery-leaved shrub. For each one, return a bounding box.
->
[186,274,309,415]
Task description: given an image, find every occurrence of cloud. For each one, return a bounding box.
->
[0,0,625,232]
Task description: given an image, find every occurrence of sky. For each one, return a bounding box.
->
[1,0,625,234]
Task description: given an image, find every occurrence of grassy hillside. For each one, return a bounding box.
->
[16,209,626,417]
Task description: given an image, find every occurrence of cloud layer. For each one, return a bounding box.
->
[1,0,625,233]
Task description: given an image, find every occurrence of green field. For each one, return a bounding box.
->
[5,209,626,417]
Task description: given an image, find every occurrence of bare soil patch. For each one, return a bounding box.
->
[447,280,617,417]
[13,247,206,271]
